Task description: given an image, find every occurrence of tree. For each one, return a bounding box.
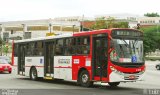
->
[106,17,115,28]
[144,12,160,17]
[90,17,129,30]
[91,17,108,30]
[0,37,3,56]
[3,45,9,56]
[140,26,160,55]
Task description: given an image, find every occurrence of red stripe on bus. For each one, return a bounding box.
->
[13,65,43,67]
[54,66,72,68]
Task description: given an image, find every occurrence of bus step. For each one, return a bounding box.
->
[44,76,53,80]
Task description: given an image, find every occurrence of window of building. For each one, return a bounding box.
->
[3,32,9,41]
[150,21,152,23]
[24,32,31,39]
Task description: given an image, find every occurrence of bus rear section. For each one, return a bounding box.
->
[13,28,145,87]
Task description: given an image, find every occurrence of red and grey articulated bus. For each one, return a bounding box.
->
[12,28,145,87]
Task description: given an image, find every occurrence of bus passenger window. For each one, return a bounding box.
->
[55,39,64,55]
[77,36,90,55]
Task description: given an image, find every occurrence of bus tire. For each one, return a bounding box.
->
[79,70,93,87]
[108,82,120,87]
[30,67,38,81]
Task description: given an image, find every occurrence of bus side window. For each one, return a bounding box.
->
[25,43,31,56]
[36,42,43,56]
[82,37,90,54]
[76,36,90,55]
[76,37,82,54]
[64,38,73,55]
[55,39,64,55]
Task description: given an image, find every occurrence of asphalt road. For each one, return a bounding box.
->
[0,61,160,95]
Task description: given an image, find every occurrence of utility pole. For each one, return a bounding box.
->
[73,25,75,34]
[22,24,27,39]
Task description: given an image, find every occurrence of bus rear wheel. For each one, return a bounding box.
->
[79,70,93,87]
[30,67,38,81]
[108,82,120,87]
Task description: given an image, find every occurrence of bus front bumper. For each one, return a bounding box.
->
[109,71,145,82]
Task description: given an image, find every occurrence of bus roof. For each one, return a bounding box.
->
[14,33,73,43]
[14,28,141,43]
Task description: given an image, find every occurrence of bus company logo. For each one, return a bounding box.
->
[58,59,70,64]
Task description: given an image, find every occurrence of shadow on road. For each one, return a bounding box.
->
[0,72,11,74]
[16,77,141,91]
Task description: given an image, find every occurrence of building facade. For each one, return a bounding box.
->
[0,18,81,41]
[137,17,160,27]
[95,13,139,28]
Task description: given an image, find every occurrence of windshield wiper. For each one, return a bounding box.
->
[122,39,129,47]
[134,40,138,47]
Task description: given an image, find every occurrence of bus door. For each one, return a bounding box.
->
[18,44,26,75]
[44,42,55,77]
[92,35,108,80]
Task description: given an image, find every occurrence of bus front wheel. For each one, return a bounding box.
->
[30,67,38,81]
[108,82,120,87]
[79,70,93,87]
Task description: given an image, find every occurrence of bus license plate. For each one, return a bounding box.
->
[129,75,135,80]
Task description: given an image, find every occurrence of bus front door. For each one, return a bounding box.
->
[44,42,54,78]
[92,36,108,80]
[18,44,25,75]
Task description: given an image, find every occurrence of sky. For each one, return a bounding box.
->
[0,0,159,21]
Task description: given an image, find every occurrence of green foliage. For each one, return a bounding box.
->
[90,17,129,30]
[0,37,3,45]
[144,12,160,17]
[141,26,160,55]
[112,22,129,28]
[91,19,108,30]
[3,45,9,54]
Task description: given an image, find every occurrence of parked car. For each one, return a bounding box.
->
[156,63,160,70]
[0,59,12,73]
[0,56,11,64]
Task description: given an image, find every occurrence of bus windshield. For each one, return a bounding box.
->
[110,39,144,63]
